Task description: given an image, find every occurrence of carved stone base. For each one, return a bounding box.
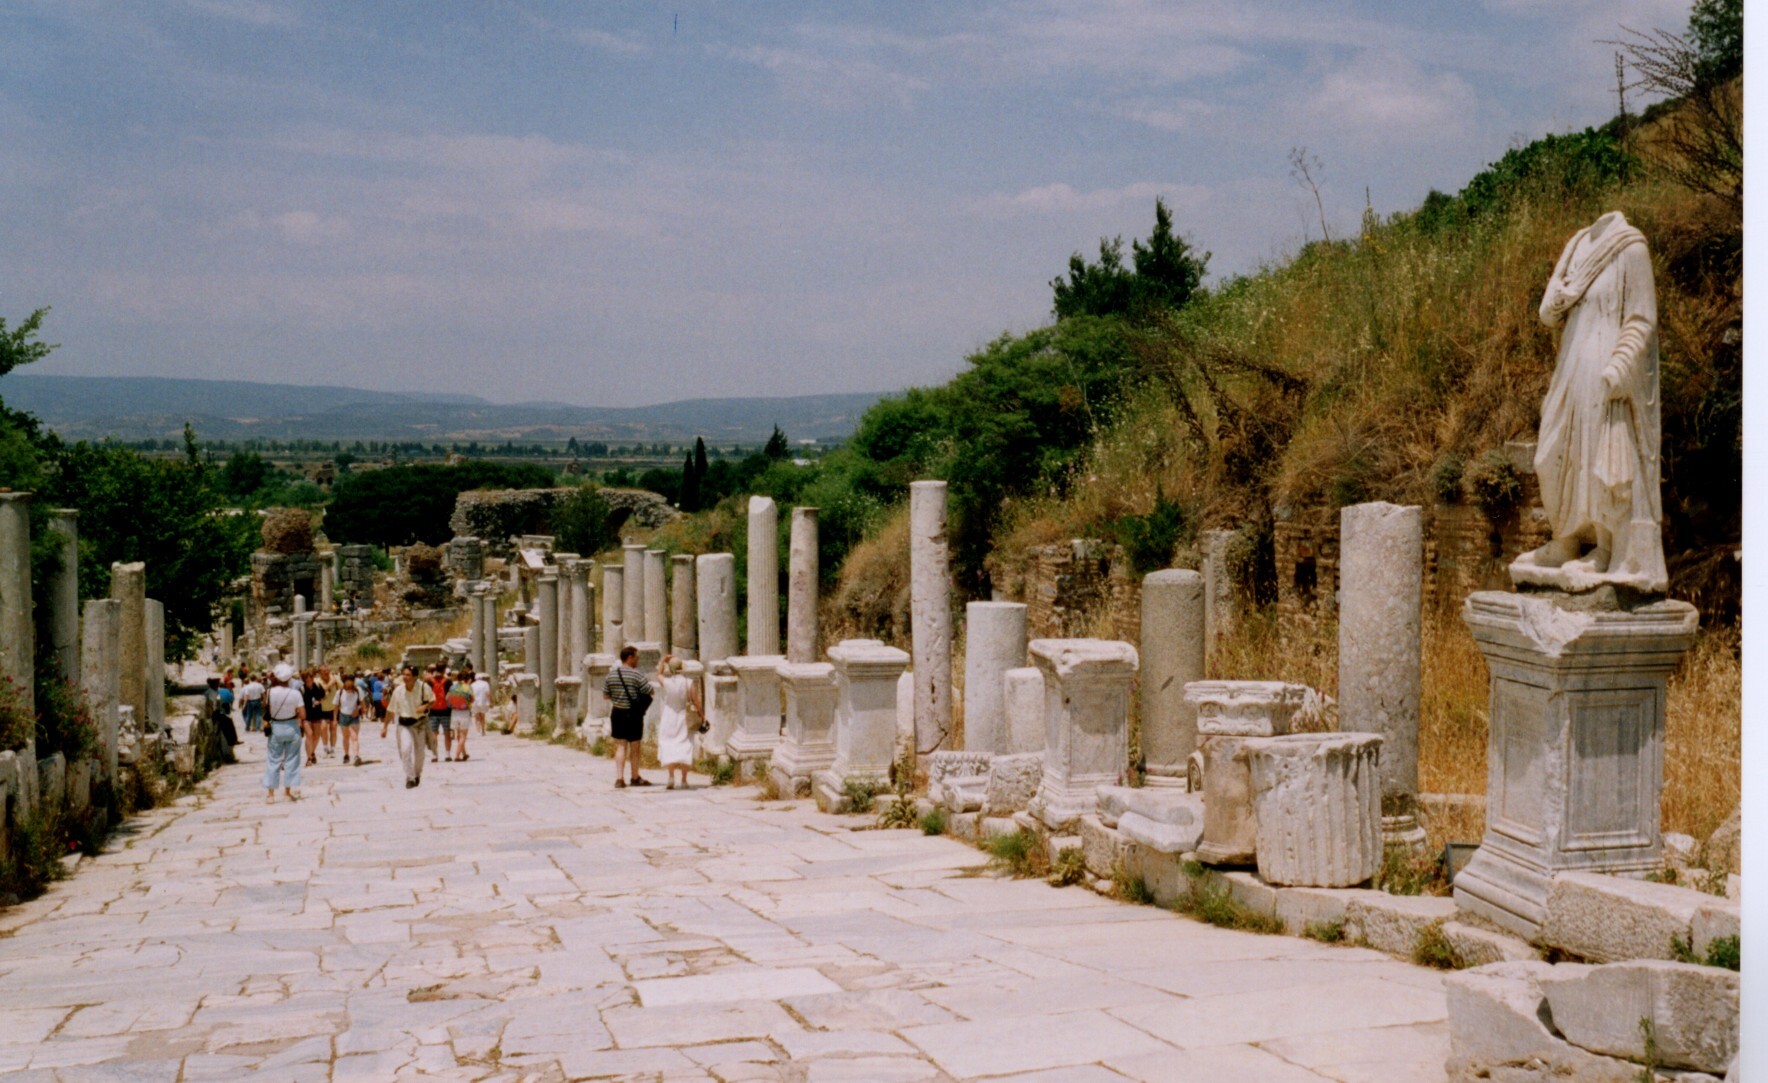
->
[1453,590,1697,938]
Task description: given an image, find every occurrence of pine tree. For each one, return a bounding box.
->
[764,425,789,460]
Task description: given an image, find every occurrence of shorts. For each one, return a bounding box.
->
[430,712,452,734]
[451,709,471,730]
[310,708,333,723]
[609,705,644,743]
[338,712,359,727]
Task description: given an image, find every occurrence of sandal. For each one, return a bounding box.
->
[614,779,626,789]
[630,776,653,787]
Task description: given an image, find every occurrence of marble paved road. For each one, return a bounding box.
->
[0,734,1449,1082]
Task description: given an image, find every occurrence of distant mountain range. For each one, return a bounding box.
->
[0,375,891,445]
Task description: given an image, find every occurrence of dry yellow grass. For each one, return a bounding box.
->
[1206,608,1740,843]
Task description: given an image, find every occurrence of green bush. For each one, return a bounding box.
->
[1413,922,1461,969]
[987,829,1051,879]
[919,807,947,836]
[842,777,878,814]
[1048,846,1087,886]
[32,667,98,764]
[1112,488,1189,574]
[0,673,32,753]
[1463,450,1524,520]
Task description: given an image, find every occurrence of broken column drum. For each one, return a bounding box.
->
[722,654,785,766]
[909,480,953,754]
[696,553,738,665]
[1025,638,1138,834]
[768,662,839,798]
[961,601,1027,755]
[786,507,819,664]
[622,543,646,643]
[1242,732,1385,888]
[643,549,669,655]
[584,653,616,738]
[554,677,582,734]
[1453,592,1699,938]
[671,555,697,661]
[746,496,779,656]
[1139,569,1205,786]
[813,639,911,813]
[1337,500,1426,852]
[1188,680,1309,866]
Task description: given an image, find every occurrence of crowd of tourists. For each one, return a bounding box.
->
[207,647,705,800]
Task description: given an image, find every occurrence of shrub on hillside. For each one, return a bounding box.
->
[260,507,314,553]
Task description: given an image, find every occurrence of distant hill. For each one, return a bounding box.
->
[0,375,890,444]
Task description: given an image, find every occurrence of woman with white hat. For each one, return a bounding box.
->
[263,662,307,802]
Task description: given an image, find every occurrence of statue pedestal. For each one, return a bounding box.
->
[1453,591,1697,938]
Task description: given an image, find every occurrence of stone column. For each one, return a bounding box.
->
[1025,638,1138,834]
[696,554,738,664]
[1244,732,1385,887]
[535,573,558,708]
[602,566,624,652]
[469,583,486,676]
[294,593,307,616]
[723,654,785,766]
[1338,501,1426,852]
[320,562,334,612]
[144,599,165,732]
[312,616,327,667]
[554,677,582,735]
[291,611,312,671]
[521,624,540,683]
[962,601,1027,754]
[786,507,819,664]
[81,599,120,782]
[644,549,669,655]
[622,543,646,642]
[47,509,80,681]
[111,561,147,730]
[554,556,578,682]
[1454,591,1699,938]
[909,480,953,754]
[218,621,234,666]
[671,556,697,661]
[1200,529,1240,660]
[584,653,616,737]
[814,639,911,812]
[1003,667,1045,754]
[746,496,779,656]
[514,673,539,735]
[481,590,499,683]
[1188,680,1309,866]
[702,663,740,757]
[1141,570,1205,786]
[569,562,593,674]
[0,494,34,727]
[769,662,839,798]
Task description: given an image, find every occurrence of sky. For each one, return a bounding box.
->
[0,0,1694,407]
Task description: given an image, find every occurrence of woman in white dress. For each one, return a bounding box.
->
[654,655,703,789]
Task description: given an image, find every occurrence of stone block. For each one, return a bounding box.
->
[1703,807,1740,876]
[1188,680,1309,866]
[945,811,981,842]
[1444,962,1641,1083]
[982,752,1042,816]
[1543,871,1705,963]
[1117,810,1204,856]
[1078,815,1126,879]
[1539,960,1739,1073]
[1273,887,1359,936]
[1219,870,1278,917]
[1096,785,1203,829]
[1690,900,1739,960]
[1442,921,1538,968]
[1119,844,1190,908]
[927,750,990,813]
[1001,666,1045,754]
[1025,638,1137,833]
[978,816,1020,841]
[1345,893,1457,956]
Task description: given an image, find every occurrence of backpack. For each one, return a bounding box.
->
[620,669,653,716]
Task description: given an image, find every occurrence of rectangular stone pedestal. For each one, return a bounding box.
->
[724,655,785,766]
[769,662,838,798]
[1453,591,1698,938]
[1025,638,1137,833]
[814,640,909,812]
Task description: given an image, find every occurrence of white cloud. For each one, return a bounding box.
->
[974,181,1210,218]
[272,210,349,245]
[1112,97,1218,132]
[570,27,647,56]
[1300,54,1479,144]
[718,45,929,110]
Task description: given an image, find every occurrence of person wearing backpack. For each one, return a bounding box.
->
[602,645,654,789]
[446,669,474,762]
[263,663,306,802]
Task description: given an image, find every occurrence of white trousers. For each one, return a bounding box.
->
[396,719,429,783]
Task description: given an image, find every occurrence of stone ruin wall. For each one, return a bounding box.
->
[1019,540,1141,642]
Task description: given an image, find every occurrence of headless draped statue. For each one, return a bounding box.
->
[1511,211,1668,595]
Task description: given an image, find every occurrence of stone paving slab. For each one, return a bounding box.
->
[0,731,1449,1080]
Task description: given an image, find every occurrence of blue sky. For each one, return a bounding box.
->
[0,0,1691,406]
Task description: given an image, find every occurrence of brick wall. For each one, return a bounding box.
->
[1018,540,1143,644]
